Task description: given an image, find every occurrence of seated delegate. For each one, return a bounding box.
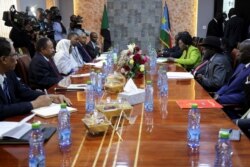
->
[195,36,232,92]
[167,31,201,71]
[54,39,78,75]
[214,39,250,106]
[0,37,72,120]
[29,38,63,90]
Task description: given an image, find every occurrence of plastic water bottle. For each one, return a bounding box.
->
[149,48,157,75]
[144,80,154,132]
[157,66,164,88]
[214,131,233,167]
[58,103,71,151]
[102,61,109,78]
[187,103,200,149]
[86,81,95,115]
[96,71,103,102]
[29,122,45,167]
[90,69,96,91]
[160,70,168,119]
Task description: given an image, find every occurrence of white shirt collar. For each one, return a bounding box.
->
[0,74,6,89]
[245,63,250,68]
[213,18,218,23]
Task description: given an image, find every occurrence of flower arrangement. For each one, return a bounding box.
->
[117,43,149,78]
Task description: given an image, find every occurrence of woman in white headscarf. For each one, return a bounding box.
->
[54,39,78,75]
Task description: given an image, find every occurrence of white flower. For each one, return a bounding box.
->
[127,43,136,53]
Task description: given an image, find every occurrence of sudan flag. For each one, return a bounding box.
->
[160,2,172,48]
[101,4,111,52]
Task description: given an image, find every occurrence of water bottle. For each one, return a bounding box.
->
[96,71,103,103]
[149,48,157,75]
[58,103,71,151]
[160,70,168,119]
[157,66,164,88]
[102,61,109,78]
[29,122,45,167]
[90,69,96,91]
[144,80,154,132]
[187,103,200,149]
[107,52,114,74]
[214,131,233,167]
[86,81,95,115]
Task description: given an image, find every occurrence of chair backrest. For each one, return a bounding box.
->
[15,47,30,57]
[15,54,32,85]
[231,48,240,69]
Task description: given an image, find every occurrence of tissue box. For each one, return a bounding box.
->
[118,89,145,105]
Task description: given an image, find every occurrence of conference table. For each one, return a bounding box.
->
[1,63,250,167]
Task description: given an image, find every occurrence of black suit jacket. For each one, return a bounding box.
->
[29,52,62,90]
[206,19,223,37]
[224,16,244,48]
[86,41,100,59]
[0,71,43,120]
[77,43,92,62]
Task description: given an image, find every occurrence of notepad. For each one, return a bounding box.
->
[157,57,168,63]
[67,84,87,90]
[32,103,77,118]
[167,72,194,79]
[0,114,34,139]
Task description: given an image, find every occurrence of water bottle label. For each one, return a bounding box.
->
[60,129,71,141]
[188,129,200,140]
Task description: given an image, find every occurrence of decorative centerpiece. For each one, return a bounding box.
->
[104,73,126,94]
[117,43,149,78]
[96,100,133,120]
[82,112,110,134]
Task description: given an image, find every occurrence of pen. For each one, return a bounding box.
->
[44,89,48,95]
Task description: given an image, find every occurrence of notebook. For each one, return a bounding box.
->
[32,103,77,118]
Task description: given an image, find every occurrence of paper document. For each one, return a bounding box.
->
[70,73,90,78]
[96,53,107,60]
[167,72,194,79]
[67,84,86,90]
[32,103,77,118]
[85,61,104,68]
[176,99,223,109]
[157,57,168,63]
[0,114,35,139]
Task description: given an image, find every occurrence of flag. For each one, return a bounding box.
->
[160,2,172,48]
[101,4,111,52]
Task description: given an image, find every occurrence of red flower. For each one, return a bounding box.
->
[133,53,142,63]
[134,46,140,54]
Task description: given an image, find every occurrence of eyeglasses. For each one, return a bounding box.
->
[9,52,18,57]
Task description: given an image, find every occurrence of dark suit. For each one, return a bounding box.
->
[29,52,62,90]
[0,71,43,120]
[197,53,232,92]
[216,63,250,104]
[224,16,244,48]
[237,79,250,138]
[206,18,223,37]
[77,43,92,62]
[86,41,100,59]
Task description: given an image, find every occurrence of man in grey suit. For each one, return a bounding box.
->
[195,36,232,92]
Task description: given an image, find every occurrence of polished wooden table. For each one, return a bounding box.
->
[1,64,250,167]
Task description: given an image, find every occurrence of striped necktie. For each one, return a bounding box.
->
[3,78,11,103]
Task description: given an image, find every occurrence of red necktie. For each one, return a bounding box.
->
[192,60,208,76]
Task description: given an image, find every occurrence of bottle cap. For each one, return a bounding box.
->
[32,121,41,129]
[219,131,230,139]
[191,103,198,108]
[87,80,92,85]
[146,80,152,84]
[60,103,67,109]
